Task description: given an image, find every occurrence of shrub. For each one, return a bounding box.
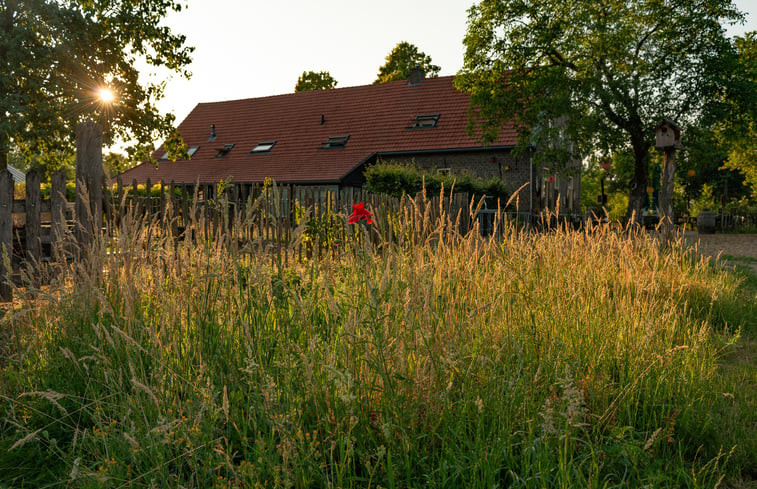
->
[364,161,509,201]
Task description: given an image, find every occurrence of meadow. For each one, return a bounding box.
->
[0,202,755,488]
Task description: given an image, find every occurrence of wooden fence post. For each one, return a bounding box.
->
[75,120,103,251]
[50,170,67,255]
[25,169,41,263]
[0,169,12,301]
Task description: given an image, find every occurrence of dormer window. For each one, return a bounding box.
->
[215,143,235,158]
[250,141,276,154]
[409,114,440,129]
[321,135,349,149]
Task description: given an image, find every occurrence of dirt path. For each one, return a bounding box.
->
[683,232,757,274]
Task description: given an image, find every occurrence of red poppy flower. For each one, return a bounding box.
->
[547,175,555,183]
[348,202,373,224]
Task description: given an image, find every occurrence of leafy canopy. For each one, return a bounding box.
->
[718,32,757,195]
[375,41,440,84]
[294,71,338,92]
[0,0,194,168]
[456,0,744,216]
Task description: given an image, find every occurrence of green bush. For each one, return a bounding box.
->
[364,162,509,201]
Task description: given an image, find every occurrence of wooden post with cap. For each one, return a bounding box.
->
[655,119,682,235]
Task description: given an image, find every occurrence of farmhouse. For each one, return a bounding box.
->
[120,70,579,213]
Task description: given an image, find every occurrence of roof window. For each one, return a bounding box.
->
[321,135,350,149]
[250,141,276,154]
[215,143,235,158]
[409,114,440,129]
[160,145,200,160]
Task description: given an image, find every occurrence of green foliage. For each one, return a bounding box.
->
[691,183,719,216]
[723,122,757,196]
[364,162,422,197]
[9,146,76,181]
[293,201,344,253]
[294,71,338,92]
[681,124,751,206]
[723,196,757,214]
[456,0,745,217]
[717,32,757,196]
[20,181,78,201]
[0,0,194,167]
[364,162,509,202]
[374,41,440,84]
[580,159,629,218]
[102,152,130,179]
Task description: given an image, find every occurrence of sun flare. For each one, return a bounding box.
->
[98,87,115,103]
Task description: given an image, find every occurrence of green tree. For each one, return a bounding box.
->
[680,125,749,204]
[374,41,440,84]
[0,0,194,170]
[294,71,338,92]
[456,0,743,219]
[718,32,757,196]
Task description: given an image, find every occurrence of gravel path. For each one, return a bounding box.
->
[683,232,757,273]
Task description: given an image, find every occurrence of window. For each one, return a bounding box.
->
[160,145,200,160]
[437,168,451,176]
[250,141,276,154]
[321,135,349,149]
[215,143,235,158]
[408,114,440,129]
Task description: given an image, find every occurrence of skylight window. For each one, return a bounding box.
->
[215,143,235,158]
[250,141,276,154]
[321,135,350,149]
[409,114,440,129]
[160,145,200,160]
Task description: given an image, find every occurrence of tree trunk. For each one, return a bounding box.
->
[626,145,649,223]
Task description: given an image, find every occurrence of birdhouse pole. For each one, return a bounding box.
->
[659,148,676,225]
[655,119,681,234]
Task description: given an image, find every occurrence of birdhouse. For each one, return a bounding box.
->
[655,119,682,150]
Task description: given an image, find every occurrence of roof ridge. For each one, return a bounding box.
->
[194,74,457,107]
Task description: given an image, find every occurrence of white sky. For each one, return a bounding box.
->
[144,0,757,127]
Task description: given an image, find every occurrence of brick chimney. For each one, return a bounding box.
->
[408,66,425,86]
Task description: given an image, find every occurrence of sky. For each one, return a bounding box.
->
[144,0,757,128]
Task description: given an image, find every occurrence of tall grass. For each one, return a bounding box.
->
[0,200,754,488]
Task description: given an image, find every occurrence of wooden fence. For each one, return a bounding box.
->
[107,178,482,249]
[2,168,506,301]
[1,169,74,300]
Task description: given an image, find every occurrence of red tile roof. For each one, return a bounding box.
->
[120,75,518,184]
